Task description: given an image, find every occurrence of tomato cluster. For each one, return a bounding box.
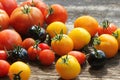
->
[0,0,120,80]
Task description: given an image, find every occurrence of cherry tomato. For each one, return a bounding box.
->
[0,60,10,77]
[38,43,50,50]
[38,49,55,66]
[97,20,117,35]
[45,4,68,25]
[0,0,17,16]
[0,50,8,60]
[68,51,86,64]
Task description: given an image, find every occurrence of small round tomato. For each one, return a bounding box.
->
[45,4,68,25]
[68,51,86,64]
[38,43,50,50]
[8,61,31,80]
[0,9,10,30]
[97,20,117,35]
[38,49,55,66]
[0,29,22,50]
[0,0,17,16]
[10,5,44,35]
[55,55,81,79]
[0,50,8,60]
[21,38,35,50]
[0,60,10,77]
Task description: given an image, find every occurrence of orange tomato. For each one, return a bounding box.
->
[56,55,81,79]
[74,15,99,36]
[68,28,91,50]
[94,34,118,58]
[51,34,73,56]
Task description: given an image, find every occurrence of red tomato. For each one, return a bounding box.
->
[45,4,68,25]
[38,49,55,66]
[0,60,10,77]
[10,6,44,35]
[0,50,8,60]
[68,51,86,64]
[0,0,17,16]
[0,9,10,30]
[0,2,4,9]
[97,20,117,35]
[0,29,22,50]
[38,43,50,50]
[27,46,41,61]
[20,0,48,20]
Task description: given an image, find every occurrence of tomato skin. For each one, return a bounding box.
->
[45,4,68,25]
[0,50,8,60]
[0,60,10,77]
[38,43,50,50]
[0,0,17,16]
[38,49,55,66]
[0,2,4,9]
[10,6,44,35]
[0,29,22,50]
[68,51,86,64]
[0,9,10,30]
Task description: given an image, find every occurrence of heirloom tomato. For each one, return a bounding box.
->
[0,0,17,16]
[8,61,31,80]
[0,50,8,60]
[56,55,81,79]
[0,29,22,50]
[10,5,44,35]
[0,60,10,77]
[94,34,118,58]
[45,4,68,25]
[74,15,99,36]
[0,9,9,30]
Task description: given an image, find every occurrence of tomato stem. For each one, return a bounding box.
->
[93,37,101,46]
[13,71,23,80]
[61,55,69,64]
[102,20,110,28]
[22,5,30,14]
[52,29,63,41]
[112,31,119,39]
[46,7,54,18]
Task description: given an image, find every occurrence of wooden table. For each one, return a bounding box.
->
[1,0,120,80]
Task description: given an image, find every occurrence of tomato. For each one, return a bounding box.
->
[0,29,22,50]
[51,34,73,56]
[20,0,48,20]
[68,51,86,64]
[0,50,8,60]
[45,4,68,25]
[55,55,81,79]
[74,15,99,36]
[38,43,50,50]
[0,60,10,77]
[21,38,35,50]
[38,49,55,66]
[46,21,67,38]
[94,34,118,58]
[0,9,10,30]
[10,5,44,36]
[8,61,31,80]
[68,28,91,50]
[0,2,4,9]
[0,0,17,16]
[97,20,117,35]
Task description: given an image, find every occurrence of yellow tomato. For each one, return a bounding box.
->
[51,34,73,56]
[8,61,31,80]
[68,28,91,50]
[55,55,81,79]
[74,15,99,36]
[46,21,67,38]
[94,34,118,58]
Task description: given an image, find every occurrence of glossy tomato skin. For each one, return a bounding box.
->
[38,43,50,50]
[0,29,22,50]
[20,0,48,20]
[0,9,10,30]
[0,60,10,77]
[0,50,8,60]
[38,49,55,66]
[10,6,44,35]
[0,0,17,16]
[45,4,68,25]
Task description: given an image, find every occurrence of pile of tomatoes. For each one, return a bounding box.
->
[0,0,120,80]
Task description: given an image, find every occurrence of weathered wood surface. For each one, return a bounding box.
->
[1,0,120,80]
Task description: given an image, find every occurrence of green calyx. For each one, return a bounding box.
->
[102,20,110,28]
[61,55,69,64]
[33,40,40,49]
[22,5,31,14]
[112,31,119,39]
[93,37,101,46]
[46,7,54,18]
[13,71,23,80]
[93,47,102,58]
[52,30,63,41]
